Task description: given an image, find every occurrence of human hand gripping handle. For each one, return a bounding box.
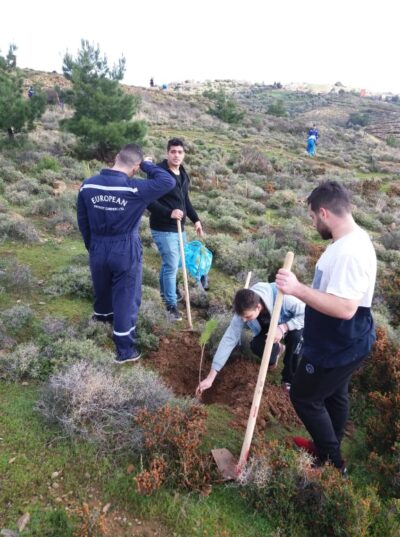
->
[275,268,301,296]
[171,209,184,220]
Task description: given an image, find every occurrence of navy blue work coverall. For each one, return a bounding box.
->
[77,161,175,359]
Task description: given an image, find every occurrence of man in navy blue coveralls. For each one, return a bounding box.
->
[77,144,175,363]
[276,181,376,473]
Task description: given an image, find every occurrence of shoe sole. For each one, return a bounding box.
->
[114,354,141,364]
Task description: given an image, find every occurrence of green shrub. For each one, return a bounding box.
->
[45,265,93,298]
[234,148,273,175]
[381,230,400,250]
[32,155,61,174]
[0,212,40,242]
[27,507,74,537]
[0,258,36,290]
[136,286,169,351]
[142,265,159,288]
[0,303,36,337]
[240,442,376,537]
[243,199,266,215]
[386,135,400,148]
[215,215,243,233]
[267,99,287,117]
[347,112,370,127]
[42,338,112,373]
[207,197,242,218]
[267,189,298,209]
[0,342,43,381]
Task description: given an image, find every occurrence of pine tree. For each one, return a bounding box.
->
[0,44,46,139]
[204,89,245,124]
[61,40,146,160]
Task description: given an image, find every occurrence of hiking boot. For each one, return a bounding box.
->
[292,436,319,457]
[341,465,349,479]
[166,304,182,321]
[91,313,113,325]
[114,348,141,364]
[200,274,209,291]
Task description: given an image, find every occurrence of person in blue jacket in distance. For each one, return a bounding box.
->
[308,125,319,141]
[77,144,175,364]
[307,135,317,156]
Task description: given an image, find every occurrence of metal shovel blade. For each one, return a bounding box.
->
[211,448,238,481]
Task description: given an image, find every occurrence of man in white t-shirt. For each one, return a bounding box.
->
[275,181,376,473]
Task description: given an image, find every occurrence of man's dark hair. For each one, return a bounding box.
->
[117,144,143,167]
[167,138,185,151]
[233,289,261,315]
[307,181,351,216]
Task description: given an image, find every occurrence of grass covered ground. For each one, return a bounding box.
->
[1,77,400,535]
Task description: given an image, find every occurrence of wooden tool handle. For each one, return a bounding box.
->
[236,251,294,473]
[177,220,193,330]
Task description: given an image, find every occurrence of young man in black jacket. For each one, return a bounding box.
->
[147,138,204,320]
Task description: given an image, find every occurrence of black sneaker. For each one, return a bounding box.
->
[166,304,182,321]
[200,275,209,291]
[114,348,141,364]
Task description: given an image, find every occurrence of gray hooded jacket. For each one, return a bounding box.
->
[212,282,305,372]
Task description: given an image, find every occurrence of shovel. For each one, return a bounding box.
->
[211,251,294,480]
[177,219,193,330]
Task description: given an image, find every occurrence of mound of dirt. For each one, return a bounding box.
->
[146,331,300,432]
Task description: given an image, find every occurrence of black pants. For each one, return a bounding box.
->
[290,355,366,468]
[250,329,303,383]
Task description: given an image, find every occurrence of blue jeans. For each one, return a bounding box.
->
[151,229,186,306]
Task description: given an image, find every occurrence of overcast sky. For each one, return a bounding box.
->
[1,0,399,93]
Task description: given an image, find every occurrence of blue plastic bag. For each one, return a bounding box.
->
[179,240,213,282]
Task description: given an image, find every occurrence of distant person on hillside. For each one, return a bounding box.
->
[276,181,377,474]
[150,77,154,88]
[196,283,304,396]
[28,86,35,99]
[147,138,204,321]
[308,124,319,141]
[77,144,175,364]
[307,135,317,157]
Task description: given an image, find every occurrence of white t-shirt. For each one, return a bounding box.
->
[312,226,376,308]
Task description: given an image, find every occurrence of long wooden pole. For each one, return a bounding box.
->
[236,252,294,473]
[177,219,193,330]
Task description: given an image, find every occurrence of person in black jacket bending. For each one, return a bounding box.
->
[147,138,204,321]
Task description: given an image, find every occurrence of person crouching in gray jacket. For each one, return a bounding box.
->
[196,282,305,395]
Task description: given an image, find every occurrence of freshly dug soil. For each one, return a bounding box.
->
[146,331,301,432]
